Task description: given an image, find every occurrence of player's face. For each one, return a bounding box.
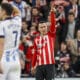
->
[32,8,38,16]
[22,21,28,30]
[38,23,48,35]
[61,43,67,51]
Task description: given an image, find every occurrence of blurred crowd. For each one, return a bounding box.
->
[1,0,80,78]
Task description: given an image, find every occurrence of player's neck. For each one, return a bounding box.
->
[3,15,11,20]
[40,33,47,37]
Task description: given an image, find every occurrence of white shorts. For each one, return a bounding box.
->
[0,50,21,80]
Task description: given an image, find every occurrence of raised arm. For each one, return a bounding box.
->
[49,10,56,36]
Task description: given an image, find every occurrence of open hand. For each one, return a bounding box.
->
[31,67,36,76]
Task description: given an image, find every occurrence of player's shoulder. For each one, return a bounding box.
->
[0,19,11,26]
[0,21,3,24]
[0,20,11,30]
[0,20,6,25]
[12,16,21,23]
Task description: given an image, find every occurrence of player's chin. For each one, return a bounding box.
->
[43,32,47,35]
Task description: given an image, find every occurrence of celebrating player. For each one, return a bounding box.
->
[31,8,56,80]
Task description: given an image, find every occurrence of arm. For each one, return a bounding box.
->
[60,56,70,62]
[0,38,4,61]
[32,51,37,67]
[0,23,5,61]
[31,40,37,75]
[32,40,37,68]
[0,23,5,73]
[49,10,56,36]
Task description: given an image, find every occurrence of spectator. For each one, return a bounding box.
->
[62,10,80,42]
[55,42,75,77]
[21,18,29,36]
[56,5,66,44]
[69,29,80,74]
[35,0,49,20]
[10,0,30,18]
[65,0,80,19]
[19,18,39,76]
[19,18,29,75]
[31,7,43,24]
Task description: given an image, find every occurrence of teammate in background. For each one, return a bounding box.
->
[31,8,56,80]
[0,3,21,80]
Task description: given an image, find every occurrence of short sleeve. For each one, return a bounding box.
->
[0,23,5,37]
[14,15,21,20]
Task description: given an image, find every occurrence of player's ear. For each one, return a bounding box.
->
[2,9,6,16]
[38,23,41,32]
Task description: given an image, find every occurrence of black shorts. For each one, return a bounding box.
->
[35,64,55,80]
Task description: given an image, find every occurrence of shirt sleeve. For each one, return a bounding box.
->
[13,15,21,25]
[32,39,37,67]
[50,11,56,32]
[14,15,21,20]
[48,11,56,37]
[0,23,5,38]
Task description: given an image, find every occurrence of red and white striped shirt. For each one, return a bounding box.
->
[32,11,56,67]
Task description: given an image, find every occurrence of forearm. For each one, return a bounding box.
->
[32,52,37,67]
[49,11,56,33]
[0,53,3,61]
[0,48,3,61]
[0,38,4,60]
[0,47,4,60]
